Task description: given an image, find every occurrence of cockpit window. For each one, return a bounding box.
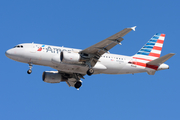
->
[14,45,23,48]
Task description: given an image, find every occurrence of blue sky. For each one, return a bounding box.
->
[1,0,179,120]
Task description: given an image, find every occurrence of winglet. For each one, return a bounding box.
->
[131,26,137,31]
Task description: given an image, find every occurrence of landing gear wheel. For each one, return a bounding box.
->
[27,69,32,74]
[87,68,94,76]
[75,81,82,89]
[27,63,33,74]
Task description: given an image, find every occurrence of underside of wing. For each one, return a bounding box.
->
[58,71,85,88]
[66,78,77,87]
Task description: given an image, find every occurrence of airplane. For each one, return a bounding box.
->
[5,26,175,89]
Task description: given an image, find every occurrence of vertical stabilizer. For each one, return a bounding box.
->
[133,33,165,63]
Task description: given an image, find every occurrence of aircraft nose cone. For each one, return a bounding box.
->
[5,49,13,58]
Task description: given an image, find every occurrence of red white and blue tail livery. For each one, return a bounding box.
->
[5,26,175,89]
[134,33,165,60]
[130,33,170,74]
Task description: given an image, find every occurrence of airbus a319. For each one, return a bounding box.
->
[5,26,175,89]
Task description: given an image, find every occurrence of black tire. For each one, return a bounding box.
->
[27,69,32,74]
[75,81,82,89]
[87,68,94,76]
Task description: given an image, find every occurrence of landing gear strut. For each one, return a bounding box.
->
[27,63,33,74]
[85,61,94,76]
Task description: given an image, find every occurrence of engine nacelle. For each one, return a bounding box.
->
[42,71,67,83]
[60,51,81,63]
[51,55,61,64]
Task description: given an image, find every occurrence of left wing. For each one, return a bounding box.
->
[79,26,136,67]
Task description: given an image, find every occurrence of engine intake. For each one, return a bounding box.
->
[42,71,67,83]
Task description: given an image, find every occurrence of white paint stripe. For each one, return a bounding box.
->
[135,59,149,63]
[158,36,165,40]
[151,49,161,54]
[155,43,163,47]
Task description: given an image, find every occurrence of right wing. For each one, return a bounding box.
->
[79,26,136,67]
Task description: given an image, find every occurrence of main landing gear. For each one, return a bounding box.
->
[85,61,94,76]
[73,73,83,90]
[87,68,94,76]
[27,63,33,74]
[74,81,82,89]
[73,68,94,90]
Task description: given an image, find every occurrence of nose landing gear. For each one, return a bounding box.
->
[27,63,33,74]
[27,69,32,74]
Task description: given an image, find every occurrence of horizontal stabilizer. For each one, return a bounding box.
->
[147,53,175,66]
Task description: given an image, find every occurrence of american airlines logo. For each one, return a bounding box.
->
[37,45,72,54]
[37,45,45,51]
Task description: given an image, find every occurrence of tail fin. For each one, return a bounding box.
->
[133,33,165,62]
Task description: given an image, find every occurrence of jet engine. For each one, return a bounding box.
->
[60,51,81,63]
[42,71,67,83]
